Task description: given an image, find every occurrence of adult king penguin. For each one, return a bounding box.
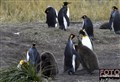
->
[26,43,40,73]
[81,15,94,39]
[75,37,99,74]
[45,6,58,27]
[58,2,71,31]
[64,34,80,75]
[109,6,120,34]
[79,29,93,50]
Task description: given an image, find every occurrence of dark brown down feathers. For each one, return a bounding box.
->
[75,44,99,74]
[40,52,58,78]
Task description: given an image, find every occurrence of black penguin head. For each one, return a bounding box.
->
[81,15,87,19]
[63,2,71,6]
[79,29,87,36]
[69,34,75,39]
[45,6,50,14]
[32,43,36,47]
[112,6,118,10]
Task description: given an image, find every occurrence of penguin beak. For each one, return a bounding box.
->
[72,36,75,39]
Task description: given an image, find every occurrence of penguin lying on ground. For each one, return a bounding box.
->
[26,43,40,73]
[75,36,99,74]
[64,34,80,75]
[45,6,58,28]
[58,2,71,31]
[99,22,110,29]
[79,29,93,51]
[40,52,58,78]
[81,15,94,39]
[109,6,120,34]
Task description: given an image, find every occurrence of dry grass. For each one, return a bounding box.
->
[0,0,120,23]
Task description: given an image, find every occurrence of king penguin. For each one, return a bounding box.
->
[75,37,99,74]
[64,34,80,75]
[40,52,58,78]
[81,15,94,39]
[79,29,93,51]
[109,6,120,34]
[26,43,41,73]
[58,2,71,31]
[45,6,58,27]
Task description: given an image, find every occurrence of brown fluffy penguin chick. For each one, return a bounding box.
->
[75,38,99,74]
[40,52,58,78]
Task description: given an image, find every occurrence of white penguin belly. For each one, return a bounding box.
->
[82,37,93,50]
[26,51,30,61]
[55,23,57,28]
[111,22,115,32]
[63,16,67,29]
[72,54,76,72]
[67,7,70,18]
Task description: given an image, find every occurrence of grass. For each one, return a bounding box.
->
[0,0,120,23]
[0,63,42,82]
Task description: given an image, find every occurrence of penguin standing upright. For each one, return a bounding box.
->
[58,2,71,31]
[79,29,93,50]
[26,43,40,73]
[64,34,80,75]
[109,6,120,34]
[81,15,94,39]
[75,38,99,74]
[45,6,58,27]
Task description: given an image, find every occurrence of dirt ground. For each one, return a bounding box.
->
[0,21,120,82]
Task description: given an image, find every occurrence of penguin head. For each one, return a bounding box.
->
[63,2,71,6]
[81,15,87,19]
[69,34,76,39]
[45,6,51,14]
[32,43,36,47]
[112,6,118,10]
[45,9,49,14]
[79,29,88,37]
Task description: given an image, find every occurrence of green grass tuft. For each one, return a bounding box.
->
[0,64,42,82]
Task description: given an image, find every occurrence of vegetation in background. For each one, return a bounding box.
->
[0,0,120,23]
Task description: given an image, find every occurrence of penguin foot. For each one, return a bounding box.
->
[64,29,67,31]
[68,71,74,75]
[67,69,75,75]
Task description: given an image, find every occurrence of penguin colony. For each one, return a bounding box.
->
[17,2,120,80]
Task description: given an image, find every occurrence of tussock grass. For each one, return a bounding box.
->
[0,63,42,82]
[0,0,120,23]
